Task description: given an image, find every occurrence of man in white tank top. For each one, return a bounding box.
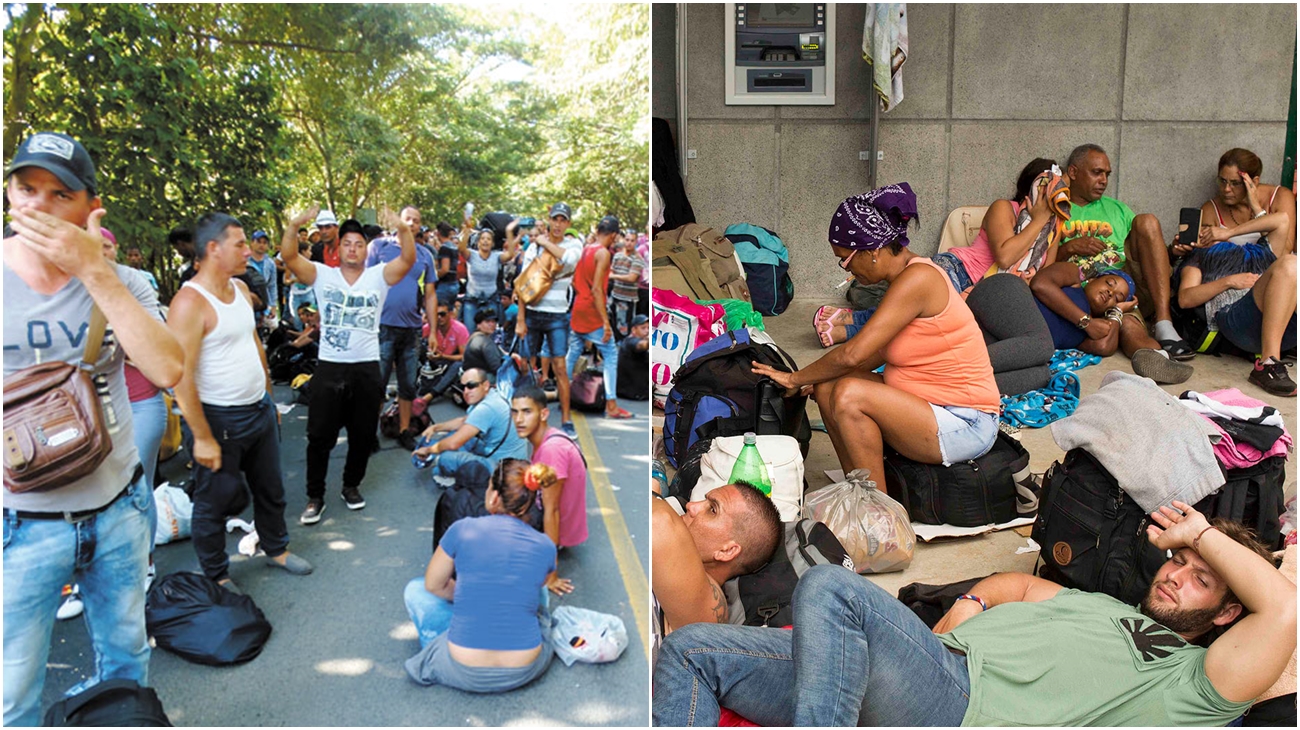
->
[168,212,313,594]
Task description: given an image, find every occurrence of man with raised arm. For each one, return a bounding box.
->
[280,205,415,525]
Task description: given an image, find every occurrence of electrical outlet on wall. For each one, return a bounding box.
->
[859,151,869,160]
[686,149,697,159]
[877,151,885,161]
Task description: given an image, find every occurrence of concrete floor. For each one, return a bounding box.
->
[770,299,1297,596]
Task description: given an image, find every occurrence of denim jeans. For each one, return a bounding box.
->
[524,309,570,359]
[653,565,970,727]
[192,395,290,580]
[130,391,167,551]
[566,326,619,402]
[379,325,422,401]
[306,361,384,499]
[3,474,153,726]
[435,282,460,313]
[461,294,501,332]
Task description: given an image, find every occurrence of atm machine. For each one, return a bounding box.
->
[724,3,836,105]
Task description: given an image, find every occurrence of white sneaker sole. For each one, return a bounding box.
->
[300,504,326,525]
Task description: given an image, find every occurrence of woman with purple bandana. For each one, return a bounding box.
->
[751,184,1003,483]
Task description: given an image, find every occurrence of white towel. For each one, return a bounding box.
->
[863,4,909,112]
[1052,371,1223,514]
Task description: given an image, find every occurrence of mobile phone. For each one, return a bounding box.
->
[1177,207,1202,246]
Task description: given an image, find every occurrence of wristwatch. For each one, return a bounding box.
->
[1076,314,1092,330]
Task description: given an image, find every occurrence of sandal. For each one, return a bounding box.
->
[814,305,851,327]
[605,407,634,420]
[1157,338,1197,362]
[815,318,836,348]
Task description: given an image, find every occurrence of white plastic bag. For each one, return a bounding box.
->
[153,483,193,545]
[550,606,629,667]
[692,435,805,521]
[802,468,914,574]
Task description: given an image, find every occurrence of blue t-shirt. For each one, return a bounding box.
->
[443,514,556,651]
[465,388,531,462]
[1036,286,1091,350]
[366,237,435,329]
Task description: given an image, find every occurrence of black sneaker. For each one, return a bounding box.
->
[398,428,419,452]
[300,499,326,525]
[1249,359,1297,397]
[341,486,366,510]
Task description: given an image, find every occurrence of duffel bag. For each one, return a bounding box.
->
[692,434,805,521]
[663,328,811,469]
[725,223,794,316]
[570,365,606,413]
[145,572,272,666]
[1032,448,1165,606]
[723,518,854,628]
[883,431,1030,527]
[43,679,171,727]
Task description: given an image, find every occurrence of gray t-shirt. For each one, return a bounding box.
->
[4,262,162,511]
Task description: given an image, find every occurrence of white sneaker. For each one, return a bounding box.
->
[56,586,84,621]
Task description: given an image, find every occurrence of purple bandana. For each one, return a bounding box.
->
[828,182,918,251]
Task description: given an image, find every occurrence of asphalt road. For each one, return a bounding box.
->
[40,383,651,726]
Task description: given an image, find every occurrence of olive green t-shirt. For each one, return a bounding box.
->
[938,589,1252,726]
[1063,196,1137,280]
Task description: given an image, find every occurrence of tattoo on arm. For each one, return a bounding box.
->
[710,581,728,623]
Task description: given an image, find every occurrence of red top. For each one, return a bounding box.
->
[124,362,159,403]
[569,244,611,334]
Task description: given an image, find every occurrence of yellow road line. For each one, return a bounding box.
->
[573,412,650,656]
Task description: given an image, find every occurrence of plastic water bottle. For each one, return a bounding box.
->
[728,432,773,497]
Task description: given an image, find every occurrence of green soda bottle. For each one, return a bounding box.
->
[728,432,773,497]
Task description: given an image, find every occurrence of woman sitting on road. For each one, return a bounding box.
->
[754,184,1001,481]
[458,217,519,331]
[1030,262,1194,385]
[403,459,558,693]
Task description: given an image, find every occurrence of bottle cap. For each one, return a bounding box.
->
[743,432,757,444]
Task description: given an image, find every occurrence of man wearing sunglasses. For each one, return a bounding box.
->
[414,368,530,478]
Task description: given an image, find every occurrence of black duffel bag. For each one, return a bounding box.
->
[43,679,171,727]
[145,572,272,666]
[883,431,1029,527]
[1032,448,1165,606]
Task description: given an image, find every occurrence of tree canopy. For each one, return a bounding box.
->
[3,3,648,299]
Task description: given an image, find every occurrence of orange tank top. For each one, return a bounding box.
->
[881,258,1001,414]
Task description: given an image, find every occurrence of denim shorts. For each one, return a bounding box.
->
[930,252,975,294]
[1215,291,1298,355]
[525,309,570,359]
[931,404,998,466]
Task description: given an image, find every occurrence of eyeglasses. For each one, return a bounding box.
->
[437,311,449,318]
[837,249,859,270]
[461,380,483,389]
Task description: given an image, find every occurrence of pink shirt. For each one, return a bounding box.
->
[947,200,1023,287]
[533,428,588,547]
[436,320,470,357]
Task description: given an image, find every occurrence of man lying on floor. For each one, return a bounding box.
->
[654,502,1295,727]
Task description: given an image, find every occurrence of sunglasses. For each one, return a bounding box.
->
[437,311,450,318]
[838,249,859,270]
[461,380,483,389]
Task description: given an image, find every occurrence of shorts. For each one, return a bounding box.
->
[931,404,998,466]
[525,309,570,359]
[930,252,974,294]
[1215,292,1298,355]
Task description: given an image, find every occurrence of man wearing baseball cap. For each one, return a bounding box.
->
[3,132,184,724]
[311,209,341,267]
[248,229,279,326]
[565,214,633,420]
[514,202,584,435]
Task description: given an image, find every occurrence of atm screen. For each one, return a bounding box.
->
[748,4,815,28]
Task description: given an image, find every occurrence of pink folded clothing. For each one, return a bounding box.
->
[1182,388,1291,469]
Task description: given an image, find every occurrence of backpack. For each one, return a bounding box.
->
[569,356,607,413]
[693,434,806,522]
[1193,455,1287,550]
[431,460,543,552]
[667,437,714,503]
[663,328,811,469]
[723,519,854,628]
[1031,448,1165,606]
[652,224,751,303]
[379,396,431,438]
[882,432,1031,527]
[42,679,171,727]
[477,211,514,248]
[145,572,273,666]
[724,224,794,316]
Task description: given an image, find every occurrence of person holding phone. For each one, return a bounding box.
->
[1176,148,1297,258]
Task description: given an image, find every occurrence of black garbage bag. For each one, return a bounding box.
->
[145,572,272,665]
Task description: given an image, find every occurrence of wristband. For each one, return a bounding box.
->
[957,594,987,611]
[1253,209,1268,220]
[1076,314,1092,330]
[1192,525,1217,552]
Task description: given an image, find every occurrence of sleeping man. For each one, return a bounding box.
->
[654,502,1294,726]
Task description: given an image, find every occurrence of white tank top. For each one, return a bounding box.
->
[182,280,266,407]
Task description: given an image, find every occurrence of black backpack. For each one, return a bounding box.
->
[42,679,171,727]
[1195,455,1287,550]
[883,432,1030,527]
[431,460,543,553]
[666,437,714,503]
[1031,448,1165,606]
[663,328,811,469]
[724,519,854,628]
[145,572,272,666]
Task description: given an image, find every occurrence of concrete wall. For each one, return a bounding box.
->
[652,3,1296,301]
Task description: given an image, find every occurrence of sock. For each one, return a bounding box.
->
[1155,349,1170,360]
[1153,320,1179,342]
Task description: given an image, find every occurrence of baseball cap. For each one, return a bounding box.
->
[474,309,499,325]
[297,302,318,313]
[596,215,621,234]
[548,202,572,219]
[252,230,269,240]
[631,314,649,328]
[315,210,339,227]
[6,132,97,196]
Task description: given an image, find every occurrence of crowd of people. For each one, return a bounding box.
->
[2,130,650,722]
[650,143,1296,726]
